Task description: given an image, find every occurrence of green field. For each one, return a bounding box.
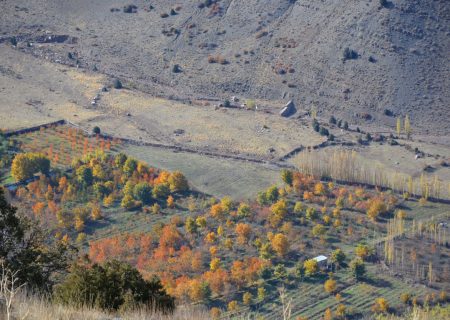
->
[124,144,281,200]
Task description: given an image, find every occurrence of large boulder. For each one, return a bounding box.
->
[280,100,296,117]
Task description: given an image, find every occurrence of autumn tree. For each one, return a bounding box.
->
[11,153,50,181]
[227,300,238,311]
[242,292,252,306]
[404,114,411,139]
[167,195,175,208]
[335,304,346,318]
[367,198,387,221]
[269,199,287,227]
[314,182,326,196]
[152,203,161,214]
[237,203,251,218]
[235,223,252,245]
[168,171,189,193]
[303,259,319,277]
[103,194,115,207]
[372,297,389,313]
[355,243,373,261]
[91,204,102,220]
[324,278,337,294]
[210,203,225,220]
[271,233,290,257]
[324,308,333,320]
[210,258,221,271]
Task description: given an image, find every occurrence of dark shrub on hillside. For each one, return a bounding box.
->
[343,121,349,130]
[223,100,231,108]
[10,37,17,46]
[384,109,393,116]
[343,47,358,61]
[172,64,181,73]
[54,260,175,312]
[93,126,101,134]
[380,0,388,8]
[123,4,137,13]
[313,120,320,133]
[113,78,122,89]
[319,127,329,136]
[329,116,337,125]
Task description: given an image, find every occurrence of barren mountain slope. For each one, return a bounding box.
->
[1,0,449,133]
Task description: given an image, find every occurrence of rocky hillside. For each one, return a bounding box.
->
[1,0,449,133]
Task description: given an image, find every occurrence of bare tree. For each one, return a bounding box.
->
[278,286,292,320]
[1,261,26,320]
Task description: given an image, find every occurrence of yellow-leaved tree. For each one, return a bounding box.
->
[11,152,50,181]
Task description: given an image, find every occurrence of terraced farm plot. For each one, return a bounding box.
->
[12,125,123,168]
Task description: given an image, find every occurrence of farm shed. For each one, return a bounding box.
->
[313,255,328,268]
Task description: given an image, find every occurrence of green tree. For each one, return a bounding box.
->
[281,169,293,186]
[76,165,93,186]
[133,182,153,205]
[349,258,366,280]
[330,248,346,268]
[54,260,175,312]
[121,194,137,210]
[273,264,288,281]
[123,158,138,176]
[294,201,304,214]
[152,183,170,200]
[114,153,127,168]
[257,287,266,302]
[185,217,197,235]
[0,188,73,289]
[93,182,109,199]
[312,224,326,237]
[306,207,318,220]
[259,242,273,260]
[266,185,279,203]
[257,191,268,205]
[294,262,305,280]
